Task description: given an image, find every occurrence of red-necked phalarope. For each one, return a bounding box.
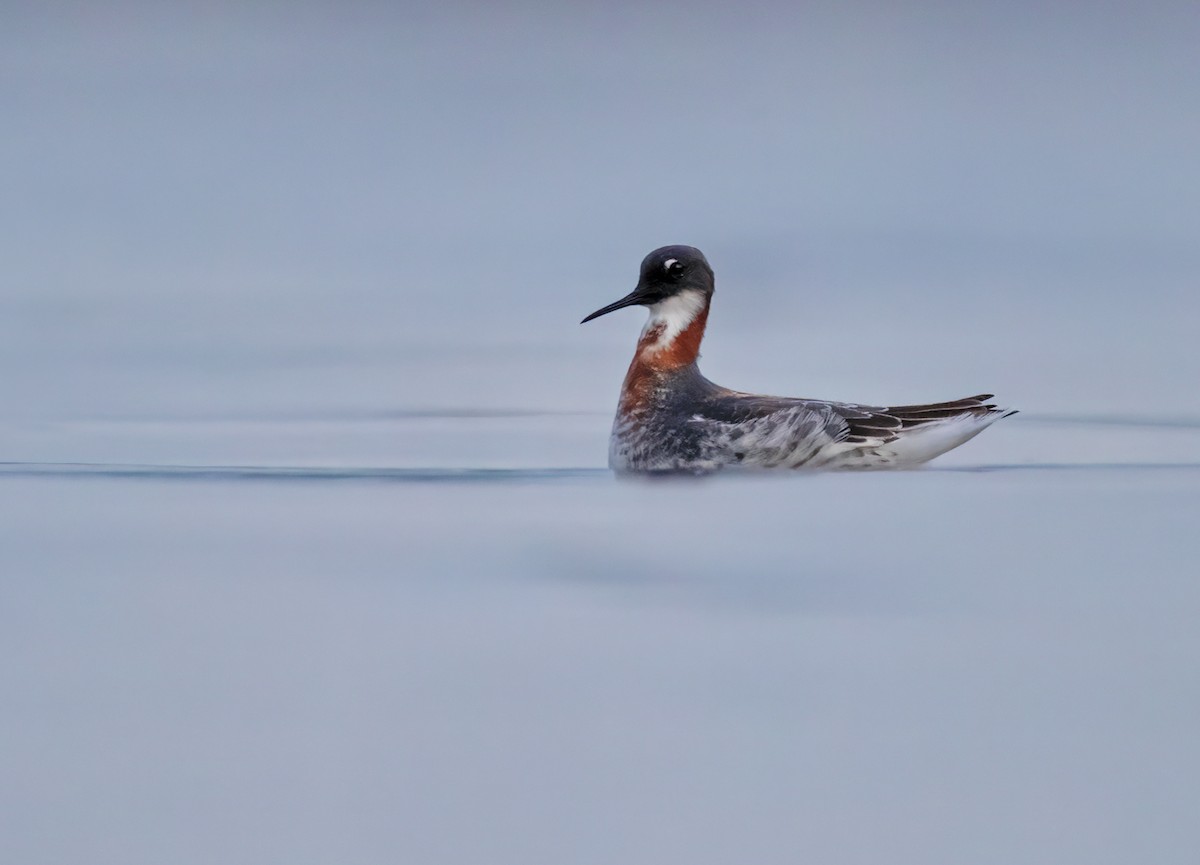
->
[582,245,1015,473]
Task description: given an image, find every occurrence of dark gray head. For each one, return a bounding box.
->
[581,245,715,323]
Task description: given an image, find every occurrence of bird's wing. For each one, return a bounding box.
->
[691,392,1013,469]
[838,394,1013,444]
[687,393,849,468]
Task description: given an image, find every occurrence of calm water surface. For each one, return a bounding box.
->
[2,410,1198,865]
[5,3,1200,862]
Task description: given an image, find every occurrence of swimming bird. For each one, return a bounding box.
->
[582,245,1014,473]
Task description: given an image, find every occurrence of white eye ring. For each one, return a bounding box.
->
[663,259,678,270]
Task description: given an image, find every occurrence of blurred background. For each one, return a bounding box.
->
[3,1,1197,428]
[3,4,1200,865]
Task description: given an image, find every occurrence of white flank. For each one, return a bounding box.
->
[640,289,707,351]
[880,413,1000,465]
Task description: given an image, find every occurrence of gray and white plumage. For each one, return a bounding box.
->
[608,365,1012,472]
[583,245,1015,474]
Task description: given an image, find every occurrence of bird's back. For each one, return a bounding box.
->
[610,366,1013,472]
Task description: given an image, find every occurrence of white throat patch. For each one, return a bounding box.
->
[640,289,707,349]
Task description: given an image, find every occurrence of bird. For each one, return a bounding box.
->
[581,245,1015,474]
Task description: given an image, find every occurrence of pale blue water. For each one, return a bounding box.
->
[3,412,1199,865]
[4,4,1200,864]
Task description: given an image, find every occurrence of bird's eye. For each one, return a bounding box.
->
[664,259,685,277]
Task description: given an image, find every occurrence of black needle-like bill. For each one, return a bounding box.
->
[580,284,659,323]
